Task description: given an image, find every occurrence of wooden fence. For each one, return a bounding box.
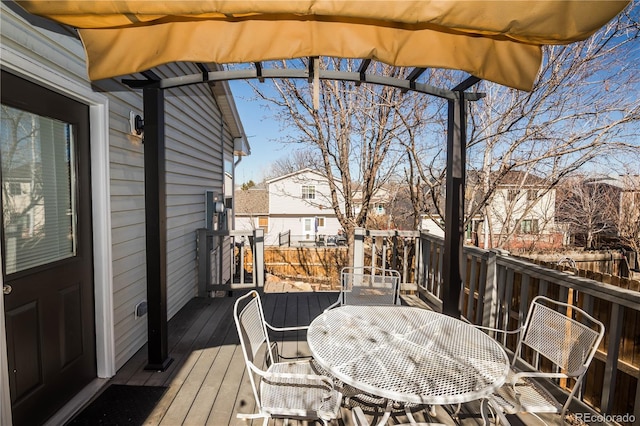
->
[263,246,348,289]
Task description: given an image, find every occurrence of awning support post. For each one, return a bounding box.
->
[442,92,467,318]
[143,86,173,371]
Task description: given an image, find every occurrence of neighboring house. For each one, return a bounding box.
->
[472,171,562,250]
[0,4,249,425]
[268,169,343,245]
[616,175,640,251]
[236,169,391,246]
[418,216,445,238]
[234,184,270,237]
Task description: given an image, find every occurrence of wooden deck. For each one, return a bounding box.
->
[100,291,530,426]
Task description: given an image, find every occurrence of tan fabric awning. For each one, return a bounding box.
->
[17,1,629,90]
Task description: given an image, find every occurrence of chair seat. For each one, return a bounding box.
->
[261,360,342,421]
[491,369,563,414]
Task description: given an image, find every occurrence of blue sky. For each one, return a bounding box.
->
[230,80,291,184]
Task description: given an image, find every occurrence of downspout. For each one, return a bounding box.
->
[233,155,242,230]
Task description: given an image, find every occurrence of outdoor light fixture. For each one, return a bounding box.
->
[129,110,144,136]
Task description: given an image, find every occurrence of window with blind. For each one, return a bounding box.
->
[1,105,76,274]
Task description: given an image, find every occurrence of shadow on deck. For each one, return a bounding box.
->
[88,291,537,425]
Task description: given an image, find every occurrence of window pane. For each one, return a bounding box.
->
[304,218,313,232]
[302,185,315,200]
[1,105,76,274]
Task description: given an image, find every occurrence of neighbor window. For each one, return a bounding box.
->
[258,216,268,233]
[302,185,315,200]
[527,189,538,201]
[316,217,325,227]
[520,219,539,234]
[507,189,518,202]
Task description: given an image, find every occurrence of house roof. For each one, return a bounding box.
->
[234,188,269,215]
[492,170,546,187]
[266,168,327,185]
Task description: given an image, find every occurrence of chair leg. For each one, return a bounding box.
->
[404,405,417,424]
[480,399,491,426]
[481,399,512,426]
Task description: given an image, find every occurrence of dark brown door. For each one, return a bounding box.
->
[1,71,96,426]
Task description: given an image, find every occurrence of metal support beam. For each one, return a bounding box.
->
[442,93,467,318]
[308,56,318,83]
[195,63,210,82]
[122,68,480,101]
[403,67,426,93]
[143,87,173,371]
[254,62,264,83]
[357,59,371,86]
[452,75,481,92]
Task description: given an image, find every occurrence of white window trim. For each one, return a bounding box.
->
[302,184,316,200]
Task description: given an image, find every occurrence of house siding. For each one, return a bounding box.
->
[104,67,232,368]
[2,3,233,372]
[233,170,346,245]
[269,170,339,216]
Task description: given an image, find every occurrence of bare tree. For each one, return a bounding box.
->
[556,174,619,249]
[247,59,425,252]
[466,8,640,249]
[265,149,317,180]
[400,6,640,248]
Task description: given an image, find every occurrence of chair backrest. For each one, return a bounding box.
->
[516,296,605,377]
[340,266,401,306]
[233,290,275,409]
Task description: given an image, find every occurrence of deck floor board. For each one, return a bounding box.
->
[104,290,529,426]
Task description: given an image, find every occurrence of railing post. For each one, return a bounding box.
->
[354,228,365,269]
[635,372,640,424]
[601,303,623,414]
[482,249,499,329]
[253,228,265,287]
[392,231,399,271]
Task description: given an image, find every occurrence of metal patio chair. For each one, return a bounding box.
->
[326,266,407,417]
[233,290,342,425]
[326,266,401,310]
[477,295,605,425]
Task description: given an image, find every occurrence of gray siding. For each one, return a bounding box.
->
[1,3,233,371]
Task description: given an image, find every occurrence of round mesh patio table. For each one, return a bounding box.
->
[307,305,510,406]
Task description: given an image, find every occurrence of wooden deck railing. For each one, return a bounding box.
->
[415,231,640,421]
[208,226,638,420]
[350,228,639,420]
[196,228,264,294]
[352,228,421,292]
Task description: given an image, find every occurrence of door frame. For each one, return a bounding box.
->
[0,45,115,423]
